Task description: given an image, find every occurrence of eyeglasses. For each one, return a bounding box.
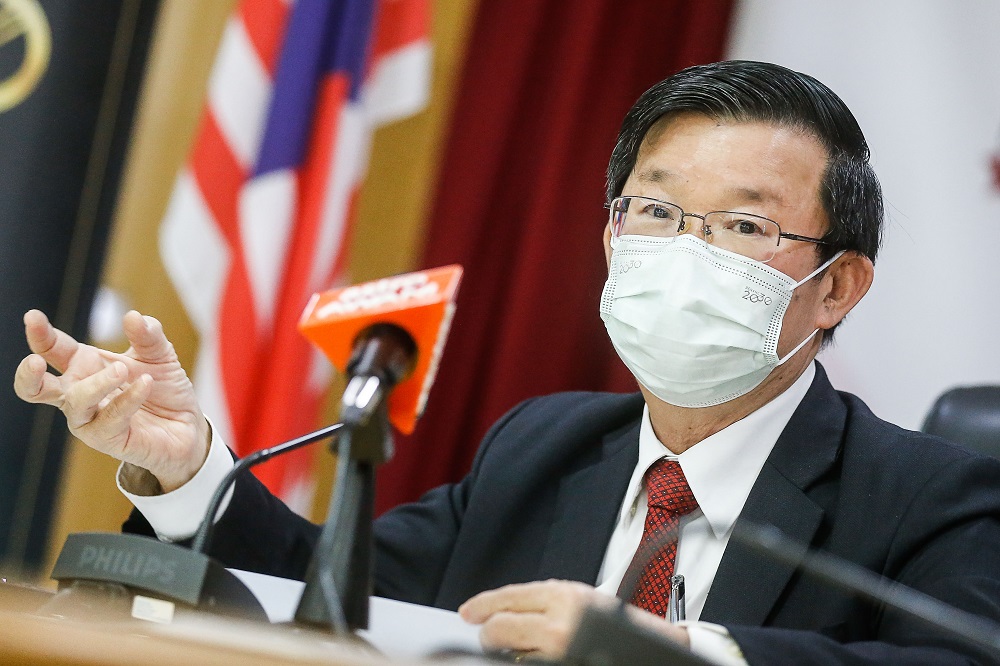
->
[606,195,830,263]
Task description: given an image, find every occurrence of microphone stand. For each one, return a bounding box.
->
[568,518,1000,664]
[294,324,413,633]
[293,403,389,633]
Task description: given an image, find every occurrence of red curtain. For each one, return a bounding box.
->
[376,0,735,514]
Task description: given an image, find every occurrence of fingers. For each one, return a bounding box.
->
[460,580,579,622]
[23,310,79,374]
[460,586,530,623]
[87,374,153,447]
[62,361,130,429]
[478,611,566,656]
[122,311,177,364]
[460,581,601,659]
[14,353,63,404]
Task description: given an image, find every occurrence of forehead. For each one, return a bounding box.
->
[629,113,830,215]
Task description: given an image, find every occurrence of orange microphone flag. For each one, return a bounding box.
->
[299,265,463,434]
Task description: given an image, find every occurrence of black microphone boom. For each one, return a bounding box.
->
[191,421,346,554]
[735,521,1000,661]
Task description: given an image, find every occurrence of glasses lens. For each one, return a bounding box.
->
[703,212,778,262]
[611,197,684,238]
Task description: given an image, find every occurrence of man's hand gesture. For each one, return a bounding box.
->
[13,309,209,492]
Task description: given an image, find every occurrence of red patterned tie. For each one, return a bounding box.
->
[621,458,699,617]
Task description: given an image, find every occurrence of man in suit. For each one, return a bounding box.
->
[15,61,1000,664]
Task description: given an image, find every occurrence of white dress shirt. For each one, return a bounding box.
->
[595,362,815,618]
[120,363,816,665]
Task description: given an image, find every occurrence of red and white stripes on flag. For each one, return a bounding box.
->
[160,0,431,513]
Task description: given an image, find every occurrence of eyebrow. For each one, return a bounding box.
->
[634,168,676,185]
[633,169,786,207]
[723,186,785,206]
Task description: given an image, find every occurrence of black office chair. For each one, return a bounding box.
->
[922,386,1000,459]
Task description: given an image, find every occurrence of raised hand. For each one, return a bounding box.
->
[13,309,209,492]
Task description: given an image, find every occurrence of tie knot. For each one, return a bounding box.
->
[645,459,698,515]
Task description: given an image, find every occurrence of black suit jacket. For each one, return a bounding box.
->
[125,364,1000,664]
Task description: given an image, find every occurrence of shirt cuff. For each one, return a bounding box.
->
[679,621,747,666]
[117,422,235,542]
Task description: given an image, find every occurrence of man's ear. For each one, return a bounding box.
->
[603,224,613,269]
[817,251,875,331]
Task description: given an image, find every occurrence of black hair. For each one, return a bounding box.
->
[606,60,883,342]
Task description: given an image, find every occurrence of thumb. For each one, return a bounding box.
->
[122,311,177,364]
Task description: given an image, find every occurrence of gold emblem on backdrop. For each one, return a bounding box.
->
[0,0,51,112]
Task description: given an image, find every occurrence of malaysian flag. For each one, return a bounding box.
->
[160,0,430,512]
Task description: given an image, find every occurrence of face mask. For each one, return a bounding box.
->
[600,234,844,408]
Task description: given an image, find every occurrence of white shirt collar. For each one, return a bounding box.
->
[622,362,816,539]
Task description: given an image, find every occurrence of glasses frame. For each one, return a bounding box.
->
[605,195,830,263]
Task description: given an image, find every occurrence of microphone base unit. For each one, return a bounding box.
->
[47,532,267,623]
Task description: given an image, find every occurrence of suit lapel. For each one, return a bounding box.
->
[699,463,825,624]
[537,418,641,584]
[700,363,847,625]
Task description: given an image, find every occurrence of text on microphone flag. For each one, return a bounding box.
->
[315,271,444,318]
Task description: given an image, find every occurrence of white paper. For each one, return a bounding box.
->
[228,568,482,659]
[228,568,305,623]
[359,595,482,659]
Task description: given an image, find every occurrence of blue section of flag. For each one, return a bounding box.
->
[254,0,378,176]
[328,0,377,101]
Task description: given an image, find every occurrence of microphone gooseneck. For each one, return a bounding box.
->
[190,421,346,555]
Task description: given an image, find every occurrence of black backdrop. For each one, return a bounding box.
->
[0,0,160,573]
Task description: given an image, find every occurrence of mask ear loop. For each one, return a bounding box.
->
[793,250,846,288]
[777,250,848,366]
[776,328,820,366]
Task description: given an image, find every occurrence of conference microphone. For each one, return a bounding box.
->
[299,264,463,433]
[565,602,717,666]
[48,267,463,631]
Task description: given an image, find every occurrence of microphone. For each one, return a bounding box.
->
[47,267,464,630]
[733,521,1000,661]
[293,266,463,632]
[299,264,463,433]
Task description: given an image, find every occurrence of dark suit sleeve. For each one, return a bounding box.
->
[372,397,537,605]
[122,397,539,599]
[726,453,1000,666]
